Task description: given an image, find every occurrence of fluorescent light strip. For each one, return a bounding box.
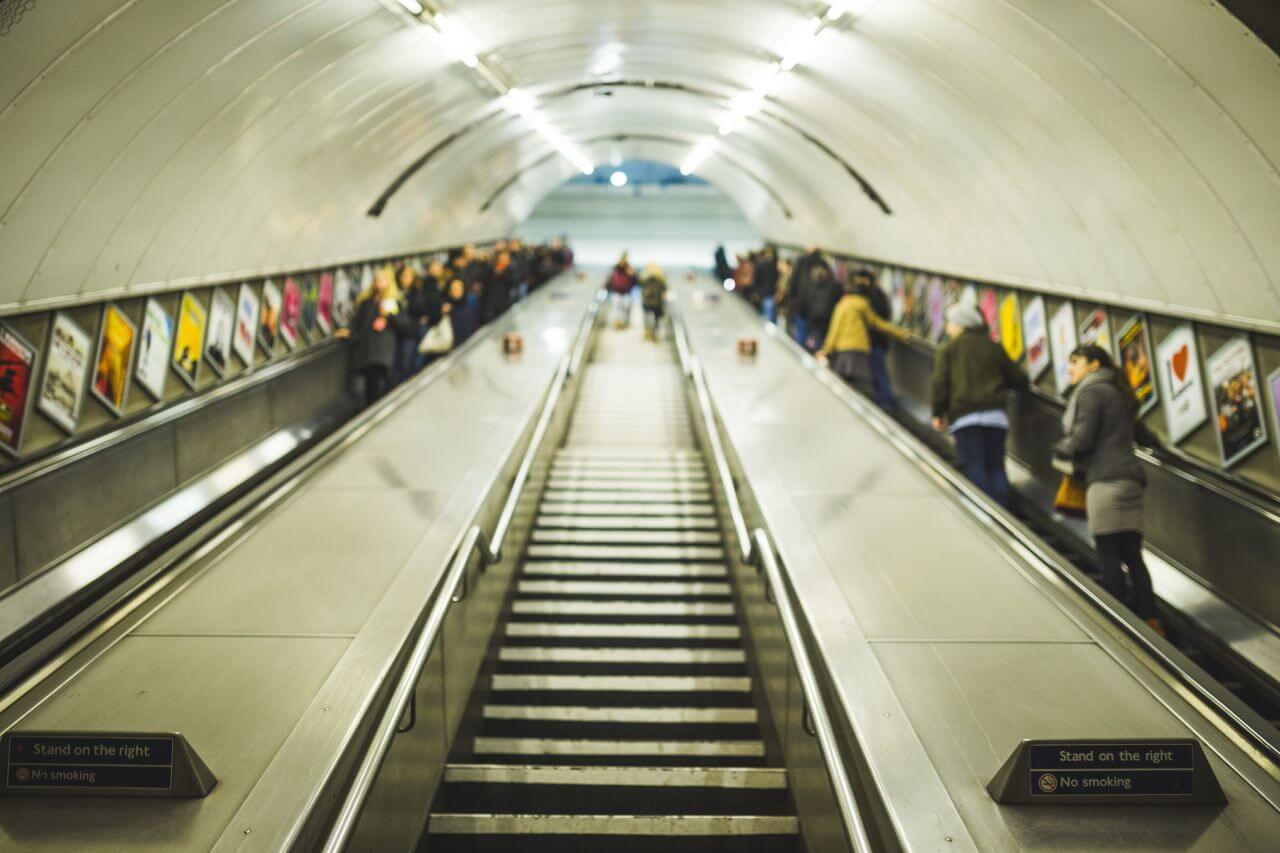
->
[504,87,594,174]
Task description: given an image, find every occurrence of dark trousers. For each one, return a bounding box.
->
[1095,531,1156,619]
[361,366,390,407]
[953,426,1011,508]
[792,316,808,348]
[869,344,895,409]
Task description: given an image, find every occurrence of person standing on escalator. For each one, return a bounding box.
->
[338,268,411,406]
[1053,344,1165,636]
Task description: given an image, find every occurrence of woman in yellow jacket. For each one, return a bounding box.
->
[817,277,912,395]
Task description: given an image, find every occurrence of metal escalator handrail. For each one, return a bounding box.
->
[753,528,875,853]
[689,361,752,564]
[320,298,598,853]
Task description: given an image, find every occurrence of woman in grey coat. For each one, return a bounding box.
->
[1053,344,1163,633]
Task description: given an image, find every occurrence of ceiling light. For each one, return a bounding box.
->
[680,137,720,175]
[503,87,536,117]
[592,45,623,76]
[433,13,479,67]
[610,171,628,187]
[825,3,846,20]
[396,0,425,15]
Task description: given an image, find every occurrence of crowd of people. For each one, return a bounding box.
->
[722,243,1164,636]
[338,239,573,405]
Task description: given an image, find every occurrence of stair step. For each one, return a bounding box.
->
[545,480,710,493]
[472,738,765,758]
[498,648,745,664]
[517,581,731,597]
[542,491,713,504]
[535,516,720,530]
[539,502,716,516]
[428,813,797,837]
[531,530,723,545]
[483,705,756,722]
[511,601,735,617]
[506,623,740,639]
[443,764,786,788]
[490,674,751,692]
[521,563,727,578]
[525,545,725,561]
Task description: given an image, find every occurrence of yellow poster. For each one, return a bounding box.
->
[999,294,1024,362]
[172,293,207,388]
[91,305,136,416]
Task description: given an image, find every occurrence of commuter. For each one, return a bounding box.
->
[401,265,445,373]
[817,276,911,393]
[640,263,668,341]
[790,248,834,349]
[754,247,779,322]
[607,253,637,328]
[1053,344,1164,634]
[803,264,841,353]
[733,253,755,303]
[851,268,896,409]
[445,278,478,344]
[930,302,1028,507]
[714,245,733,285]
[774,258,794,334]
[338,268,410,406]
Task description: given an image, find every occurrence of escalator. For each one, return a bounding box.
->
[423,324,802,851]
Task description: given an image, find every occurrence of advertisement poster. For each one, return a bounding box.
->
[333,268,356,329]
[90,304,137,417]
[904,272,927,337]
[1048,301,1077,395]
[1205,335,1268,468]
[979,288,999,342]
[1116,315,1158,416]
[1155,324,1208,445]
[999,294,1024,362]
[259,280,282,353]
[1269,369,1280,468]
[1022,296,1050,380]
[172,292,207,389]
[0,324,36,457]
[299,275,319,339]
[204,289,235,378]
[280,277,301,350]
[1079,307,1112,352]
[135,298,172,401]
[317,271,335,335]
[960,283,977,308]
[926,277,946,342]
[234,284,259,367]
[37,313,93,434]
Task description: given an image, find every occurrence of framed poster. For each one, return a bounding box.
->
[1048,301,1077,396]
[280,277,301,350]
[234,284,259,367]
[1205,335,1267,468]
[1155,324,1208,445]
[316,271,335,336]
[37,313,93,434]
[135,298,172,401]
[172,292,207,389]
[979,288,999,342]
[90,304,137,417]
[1116,315,1158,416]
[259,280,282,353]
[0,323,37,458]
[204,289,235,378]
[1022,296,1049,380]
[999,294,1023,362]
[926,277,946,342]
[333,268,356,329]
[960,283,977,308]
[1269,368,1280,468]
[299,275,319,340]
[1079,307,1112,352]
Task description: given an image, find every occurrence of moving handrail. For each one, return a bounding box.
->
[320,298,599,853]
[746,307,1280,771]
[670,304,875,853]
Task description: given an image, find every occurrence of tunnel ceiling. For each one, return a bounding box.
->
[2,0,1279,331]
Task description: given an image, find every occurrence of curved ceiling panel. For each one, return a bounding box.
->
[0,0,1277,331]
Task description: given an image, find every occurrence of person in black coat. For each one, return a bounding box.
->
[338,268,411,406]
[852,267,895,409]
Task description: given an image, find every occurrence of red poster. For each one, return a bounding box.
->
[0,324,37,457]
[280,277,301,350]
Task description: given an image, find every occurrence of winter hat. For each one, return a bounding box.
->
[946,302,985,329]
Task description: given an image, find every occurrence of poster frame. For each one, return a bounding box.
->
[233,283,259,368]
[1048,300,1076,396]
[1268,367,1280,470]
[1115,314,1159,418]
[316,271,334,336]
[1079,307,1112,352]
[89,302,137,419]
[258,279,282,355]
[0,322,37,459]
[1205,334,1268,469]
[134,298,172,402]
[1156,322,1208,446]
[280,277,301,351]
[202,288,235,379]
[37,312,93,435]
[1022,295,1050,381]
[999,292,1024,362]
[171,291,207,390]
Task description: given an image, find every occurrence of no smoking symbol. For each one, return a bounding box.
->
[1038,773,1058,793]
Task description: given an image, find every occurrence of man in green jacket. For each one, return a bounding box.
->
[931,302,1028,507]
